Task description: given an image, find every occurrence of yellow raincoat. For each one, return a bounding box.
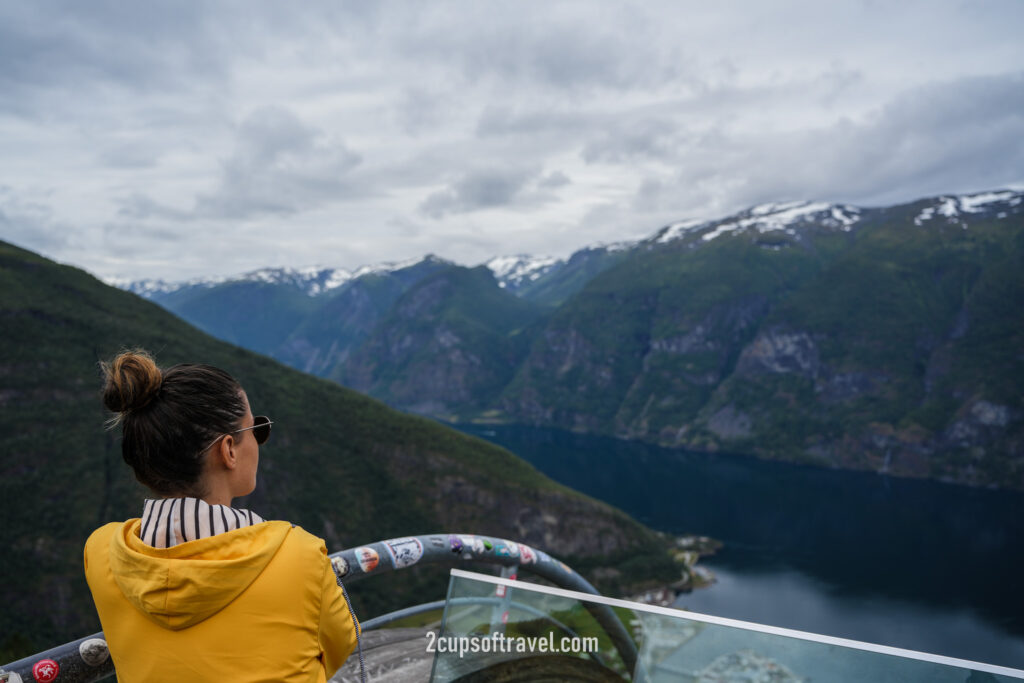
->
[84,519,358,682]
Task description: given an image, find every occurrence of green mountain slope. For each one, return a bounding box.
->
[500,228,836,432]
[0,241,668,660]
[155,279,317,355]
[501,197,1024,488]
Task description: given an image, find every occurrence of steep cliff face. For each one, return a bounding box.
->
[340,265,545,415]
[277,273,408,376]
[275,256,455,379]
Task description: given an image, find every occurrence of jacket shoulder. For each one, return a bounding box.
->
[281,523,329,556]
[85,521,126,550]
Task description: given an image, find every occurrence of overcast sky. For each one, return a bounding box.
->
[1,1,1022,282]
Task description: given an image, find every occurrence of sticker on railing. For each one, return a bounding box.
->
[519,545,537,564]
[384,537,424,569]
[354,546,380,573]
[0,671,24,683]
[79,637,110,666]
[494,541,519,558]
[460,535,485,554]
[449,535,463,553]
[429,536,445,548]
[331,556,350,578]
[31,659,58,683]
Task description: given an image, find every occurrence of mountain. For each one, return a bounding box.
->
[501,191,1024,488]
[115,190,1024,489]
[510,244,633,307]
[275,256,457,377]
[338,264,546,416]
[0,240,672,661]
[117,244,631,386]
[485,254,563,294]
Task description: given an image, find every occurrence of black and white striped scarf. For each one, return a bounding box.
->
[138,498,265,549]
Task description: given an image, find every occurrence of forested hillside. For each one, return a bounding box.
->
[0,241,671,660]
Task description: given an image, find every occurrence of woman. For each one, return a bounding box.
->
[84,350,359,682]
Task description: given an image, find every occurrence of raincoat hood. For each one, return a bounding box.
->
[108,518,291,630]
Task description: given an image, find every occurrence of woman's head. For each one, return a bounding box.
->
[101,349,248,497]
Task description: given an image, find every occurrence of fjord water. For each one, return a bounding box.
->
[456,424,1024,670]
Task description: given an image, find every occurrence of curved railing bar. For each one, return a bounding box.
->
[1,634,113,683]
[330,532,637,671]
[1,532,637,682]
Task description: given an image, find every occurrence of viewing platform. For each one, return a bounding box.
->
[4,533,1022,682]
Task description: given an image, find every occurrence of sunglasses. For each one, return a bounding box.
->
[231,415,273,444]
[201,415,273,454]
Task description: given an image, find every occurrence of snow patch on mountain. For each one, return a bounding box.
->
[651,201,863,246]
[914,190,1022,226]
[351,255,430,280]
[587,240,635,253]
[114,274,231,297]
[655,219,707,243]
[485,254,562,288]
[699,201,861,242]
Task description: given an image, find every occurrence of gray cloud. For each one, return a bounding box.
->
[630,71,1024,217]
[772,71,1024,206]
[582,118,688,164]
[117,193,192,221]
[1,1,1022,281]
[99,144,162,170]
[0,187,70,252]
[395,3,696,94]
[475,106,592,138]
[420,168,542,219]
[0,3,226,116]
[538,171,571,189]
[194,106,362,220]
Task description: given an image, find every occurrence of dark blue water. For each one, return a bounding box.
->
[455,423,1024,670]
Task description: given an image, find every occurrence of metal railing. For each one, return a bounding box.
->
[0,532,637,682]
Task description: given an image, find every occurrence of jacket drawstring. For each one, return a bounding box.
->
[336,573,366,683]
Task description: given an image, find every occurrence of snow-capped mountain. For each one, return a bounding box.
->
[649,190,1023,247]
[119,257,442,300]
[116,189,1024,302]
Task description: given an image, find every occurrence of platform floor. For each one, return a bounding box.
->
[332,627,438,682]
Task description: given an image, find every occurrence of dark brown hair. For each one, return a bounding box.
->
[101,349,247,496]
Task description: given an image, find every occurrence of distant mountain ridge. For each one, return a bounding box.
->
[118,190,1022,300]
[113,256,435,298]
[116,189,1024,489]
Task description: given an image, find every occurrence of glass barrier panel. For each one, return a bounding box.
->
[431,569,1024,683]
[431,568,635,681]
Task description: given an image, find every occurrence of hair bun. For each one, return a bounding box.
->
[102,349,163,414]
